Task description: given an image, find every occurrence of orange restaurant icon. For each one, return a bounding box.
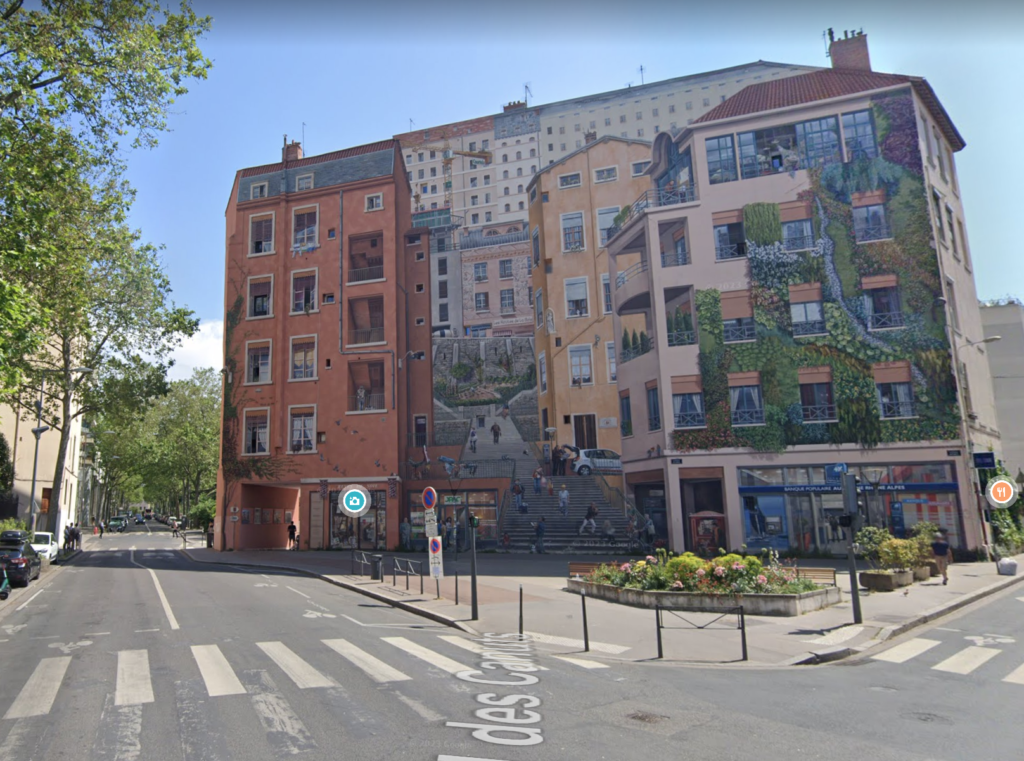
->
[985,477,1019,509]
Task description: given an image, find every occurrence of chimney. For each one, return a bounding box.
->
[283,139,303,163]
[584,131,597,145]
[829,29,871,71]
[503,100,526,113]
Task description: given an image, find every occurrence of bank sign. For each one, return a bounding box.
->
[739,482,960,495]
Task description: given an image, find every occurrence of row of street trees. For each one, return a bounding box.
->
[0,0,212,532]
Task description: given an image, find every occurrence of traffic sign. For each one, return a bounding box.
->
[422,486,437,510]
[340,485,371,517]
[826,463,848,483]
[428,535,444,579]
[973,452,997,469]
[985,477,1018,509]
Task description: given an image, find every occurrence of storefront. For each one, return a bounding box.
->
[330,489,388,551]
[737,462,962,553]
[406,488,499,551]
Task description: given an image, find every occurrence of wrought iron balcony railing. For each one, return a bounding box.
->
[792,319,827,336]
[620,344,651,364]
[667,330,696,347]
[348,264,385,283]
[349,327,385,345]
[880,400,916,419]
[731,408,765,426]
[868,311,905,330]
[348,393,386,412]
[783,235,816,252]
[674,411,706,428]
[661,249,690,268]
[854,223,892,243]
[723,323,756,343]
[615,260,649,290]
[801,404,837,422]
[715,242,746,261]
[606,187,698,244]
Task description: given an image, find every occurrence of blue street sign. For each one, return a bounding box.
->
[973,452,996,469]
[422,486,437,510]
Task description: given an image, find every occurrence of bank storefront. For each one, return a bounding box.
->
[738,462,962,554]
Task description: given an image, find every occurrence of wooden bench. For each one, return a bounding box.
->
[796,567,837,586]
[567,561,619,578]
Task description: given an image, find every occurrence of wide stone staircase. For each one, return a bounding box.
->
[500,474,633,554]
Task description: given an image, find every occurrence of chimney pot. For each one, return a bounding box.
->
[584,131,597,145]
[829,31,871,71]
[283,140,303,163]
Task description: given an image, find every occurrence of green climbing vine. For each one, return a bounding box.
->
[743,202,782,245]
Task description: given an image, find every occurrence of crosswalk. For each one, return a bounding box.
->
[871,636,1024,684]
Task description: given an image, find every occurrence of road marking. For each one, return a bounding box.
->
[93,694,143,761]
[382,636,472,675]
[83,632,111,637]
[935,627,962,632]
[256,642,334,689]
[15,590,44,611]
[286,585,310,599]
[552,655,609,669]
[872,638,941,664]
[135,628,160,633]
[524,631,630,654]
[395,691,444,721]
[322,638,411,683]
[302,610,336,619]
[932,646,1001,675]
[438,755,513,761]
[436,636,549,670]
[3,656,71,719]
[115,650,155,706]
[1002,662,1024,685]
[0,719,32,757]
[48,640,92,655]
[130,550,179,630]
[1,624,26,635]
[191,644,247,697]
[244,670,318,755]
[966,635,1015,647]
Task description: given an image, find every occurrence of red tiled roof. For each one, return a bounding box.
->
[694,68,964,151]
[239,140,398,178]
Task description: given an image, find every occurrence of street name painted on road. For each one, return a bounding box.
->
[429,536,444,579]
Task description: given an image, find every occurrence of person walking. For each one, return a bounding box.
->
[468,428,478,454]
[558,485,571,518]
[490,421,502,444]
[532,466,543,496]
[98,520,104,539]
[579,503,599,535]
[399,519,411,551]
[533,516,546,554]
[601,518,616,545]
[555,446,566,476]
[444,517,453,549]
[931,532,953,585]
[74,524,82,551]
[288,520,297,550]
[512,479,525,513]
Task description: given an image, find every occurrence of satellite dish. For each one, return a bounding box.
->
[544,427,558,434]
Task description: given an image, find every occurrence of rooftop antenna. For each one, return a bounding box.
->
[302,122,306,150]
[638,64,645,85]
[524,83,532,106]
[409,117,415,132]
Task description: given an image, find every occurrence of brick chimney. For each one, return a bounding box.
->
[829,29,871,71]
[584,131,597,145]
[283,139,303,163]
[503,101,526,113]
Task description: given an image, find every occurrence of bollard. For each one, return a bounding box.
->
[655,605,663,659]
[436,578,441,600]
[581,590,590,653]
[420,566,424,594]
[406,563,410,591]
[518,584,523,637]
[455,570,459,605]
[739,606,748,662]
[393,558,397,587]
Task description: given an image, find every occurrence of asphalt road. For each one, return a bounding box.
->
[0,521,1020,761]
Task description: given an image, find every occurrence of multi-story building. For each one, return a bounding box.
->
[395,61,818,337]
[981,300,1024,475]
[460,230,533,338]
[528,134,653,454]
[216,138,434,551]
[606,32,997,554]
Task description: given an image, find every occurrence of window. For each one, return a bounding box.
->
[418,169,425,180]
[782,219,814,251]
[705,135,738,184]
[934,127,946,179]
[516,151,522,160]
[714,222,746,260]
[601,273,612,314]
[800,382,836,421]
[516,168,523,177]
[702,98,710,107]
[730,385,764,425]
[469,141,476,152]
[631,160,651,177]
[429,150,436,160]
[636,129,644,138]
[559,173,582,189]
[499,259,513,279]
[438,280,448,299]
[535,289,543,328]
[620,394,632,436]
[322,293,335,304]
[604,117,611,126]
[437,257,448,276]
[250,214,274,255]
[561,211,584,252]
[471,195,479,206]
[518,201,524,211]
[365,194,383,211]
[467,324,490,338]
[516,184,523,194]
[569,345,593,385]
[842,110,877,159]
[485,211,492,222]
[790,301,825,336]
[439,303,449,322]
[295,174,313,192]
[251,182,268,200]
[635,111,642,120]
[243,410,268,455]
[430,184,437,194]
[932,189,945,241]
[471,213,479,224]
[947,208,959,258]
[289,408,315,452]
[548,143,553,152]
[673,392,705,428]
[686,101,692,110]
[504,204,511,213]
[565,277,588,318]
[421,185,428,195]
[594,166,617,183]
[652,108,659,117]
[865,286,904,330]
[482,140,489,150]
[503,170,509,180]
[500,288,515,314]
[606,343,617,383]
[946,279,960,332]
[647,386,661,431]
[539,352,547,394]
[293,208,317,248]
[248,277,272,318]
[246,343,270,384]
[475,292,489,312]
[470,177,478,188]
[877,382,915,419]
[853,204,890,242]
[291,270,317,313]
[503,187,510,196]
[723,317,756,343]
[738,117,840,178]
[474,262,487,282]
[431,167,437,177]
[559,126,565,135]
[502,154,508,162]
[483,174,490,185]
[527,285,533,306]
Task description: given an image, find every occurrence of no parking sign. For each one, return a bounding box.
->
[428,535,444,579]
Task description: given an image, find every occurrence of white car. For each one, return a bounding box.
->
[30,532,59,561]
[572,449,623,476]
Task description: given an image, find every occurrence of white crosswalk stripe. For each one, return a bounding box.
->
[4,657,71,719]
[552,655,609,669]
[115,650,155,706]
[932,646,1001,675]
[256,641,334,689]
[382,636,472,675]
[872,638,941,664]
[1002,662,1024,685]
[191,644,247,696]
[322,639,411,683]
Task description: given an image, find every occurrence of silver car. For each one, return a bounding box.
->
[572,449,622,475]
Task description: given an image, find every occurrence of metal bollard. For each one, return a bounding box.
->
[739,606,748,662]
[455,570,459,605]
[655,605,663,659]
[581,590,590,653]
[518,584,524,636]
[393,558,397,587]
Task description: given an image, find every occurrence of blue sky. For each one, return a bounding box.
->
[131,1,1024,377]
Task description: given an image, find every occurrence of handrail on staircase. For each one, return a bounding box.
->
[590,469,643,522]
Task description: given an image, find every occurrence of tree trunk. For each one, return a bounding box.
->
[46,376,74,534]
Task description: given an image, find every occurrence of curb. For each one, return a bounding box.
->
[181,550,479,635]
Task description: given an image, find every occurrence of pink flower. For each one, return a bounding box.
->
[696,568,706,577]
[732,563,744,571]
[714,566,726,577]
[672,580,684,589]
[645,555,657,564]
[757,575,768,585]
[619,563,631,572]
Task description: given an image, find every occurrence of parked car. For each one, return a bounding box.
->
[0,541,42,586]
[135,515,145,524]
[0,530,30,544]
[572,448,623,476]
[107,517,127,533]
[30,532,59,561]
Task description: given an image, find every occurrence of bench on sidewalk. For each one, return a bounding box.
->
[796,567,837,586]
[567,561,620,579]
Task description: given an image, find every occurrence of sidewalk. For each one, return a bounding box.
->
[181,547,1024,666]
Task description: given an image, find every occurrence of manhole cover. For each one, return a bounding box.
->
[627,711,667,724]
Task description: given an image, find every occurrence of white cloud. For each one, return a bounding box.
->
[168,319,224,380]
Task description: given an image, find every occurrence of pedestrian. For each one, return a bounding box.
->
[579,503,598,534]
[828,514,840,542]
[931,531,952,585]
[533,516,546,554]
[444,517,454,549]
[644,515,656,544]
[554,446,564,476]
[490,421,502,444]
[74,524,81,550]
[288,520,297,550]
[468,428,478,454]
[501,532,512,552]
[63,524,71,553]
[547,477,555,498]
[400,520,411,550]
[533,466,543,495]
[512,480,525,513]
[558,485,571,517]
[357,384,367,411]
[602,519,616,545]
[98,521,104,539]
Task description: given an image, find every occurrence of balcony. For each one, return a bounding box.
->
[606,188,698,243]
[620,344,651,364]
[868,311,905,330]
[732,408,765,426]
[880,400,916,419]
[792,319,826,337]
[648,415,662,431]
[715,242,746,261]
[855,223,892,243]
[349,392,386,412]
[661,249,689,268]
[783,235,816,252]
[802,404,837,422]
[412,208,463,230]
[615,260,649,290]
[348,262,384,283]
[723,323,756,343]
[349,327,385,345]
[667,330,696,347]
[459,228,529,251]
[674,411,706,429]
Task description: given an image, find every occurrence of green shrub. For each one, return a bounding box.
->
[877,538,920,572]
[0,518,32,543]
[855,526,892,569]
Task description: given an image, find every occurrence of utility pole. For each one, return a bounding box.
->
[842,473,863,624]
[638,65,646,85]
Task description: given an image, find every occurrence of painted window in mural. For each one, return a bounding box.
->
[853,204,891,242]
[646,386,661,431]
[841,110,877,159]
[714,222,745,260]
[673,392,705,429]
[730,385,764,426]
[799,382,836,422]
[289,409,314,452]
[738,117,841,179]
[705,135,738,184]
[864,286,904,330]
[782,218,814,251]
[877,381,915,419]
[656,144,694,201]
[722,317,756,343]
[330,490,387,550]
[790,300,826,336]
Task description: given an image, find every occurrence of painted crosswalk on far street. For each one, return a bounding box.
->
[872,638,941,664]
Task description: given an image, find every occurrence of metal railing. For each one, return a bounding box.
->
[348,393,385,412]
[460,228,529,251]
[792,319,826,336]
[392,557,424,593]
[412,208,462,230]
[661,249,689,268]
[880,400,916,419]
[399,458,517,482]
[802,404,837,422]
[783,235,816,251]
[351,549,374,576]
[615,260,649,289]
[855,223,892,243]
[606,187,698,243]
[349,327,385,345]
[731,408,765,426]
[496,488,513,537]
[868,311,905,330]
[723,323,756,342]
[674,411,706,428]
[715,242,746,260]
[667,329,696,347]
[620,344,651,364]
[348,264,384,283]
[648,415,662,432]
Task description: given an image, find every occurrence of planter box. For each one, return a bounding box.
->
[913,566,931,582]
[859,570,914,592]
[565,579,841,617]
